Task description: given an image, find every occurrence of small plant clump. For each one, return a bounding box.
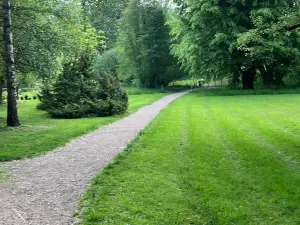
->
[38,52,128,118]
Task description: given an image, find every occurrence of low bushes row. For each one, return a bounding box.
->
[19,96,37,100]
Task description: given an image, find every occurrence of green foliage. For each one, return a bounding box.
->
[84,0,130,46]
[2,92,7,102]
[169,0,300,89]
[38,53,128,118]
[0,0,102,81]
[118,0,186,88]
[93,48,119,77]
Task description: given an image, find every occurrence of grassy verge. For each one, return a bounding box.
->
[196,86,300,96]
[0,91,166,161]
[79,92,300,225]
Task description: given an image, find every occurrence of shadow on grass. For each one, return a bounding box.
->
[0,125,53,133]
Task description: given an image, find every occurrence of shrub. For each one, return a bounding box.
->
[38,52,128,118]
[20,97,24,100]
[33,96,37,100]
[24,95,29,100]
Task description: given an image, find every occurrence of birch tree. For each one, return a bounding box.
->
[3,0,20,126]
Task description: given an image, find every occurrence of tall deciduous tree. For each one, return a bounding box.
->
[169,0,300,89]
[85,0,130,47]
[3,0,20,126]
[1,0,101,126]
[118,0,185,87]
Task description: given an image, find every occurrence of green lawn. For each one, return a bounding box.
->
[0,92,166,161]
[79,93,300,225]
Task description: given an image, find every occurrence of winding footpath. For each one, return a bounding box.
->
[0,91,188,225]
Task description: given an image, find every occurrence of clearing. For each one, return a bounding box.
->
[79,92,300,225]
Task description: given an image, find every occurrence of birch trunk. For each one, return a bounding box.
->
[3,0,20,126]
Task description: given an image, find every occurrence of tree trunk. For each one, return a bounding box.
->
[274,71,284,89]
[0,79,3,106]
[242,69,255,89]
[3,0,20,126]
[259,66,273,87]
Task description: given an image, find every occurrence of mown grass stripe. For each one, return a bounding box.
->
[79,93,300,225]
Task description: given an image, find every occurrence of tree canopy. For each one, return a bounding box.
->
[169,0,300,88]
[2,0,300,126]
[118,0,186,88]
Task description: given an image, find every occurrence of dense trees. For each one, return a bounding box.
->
[0,0,102,126]
[2,0,300,126]
[118,0,185,88]
[169,0,300,89]
[86,0,130,46]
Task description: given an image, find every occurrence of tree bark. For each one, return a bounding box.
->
[274,71,284,88]
[259,66,273,87]
[3,0,20,126]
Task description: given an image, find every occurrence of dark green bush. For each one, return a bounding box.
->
[20,97,24,100]
[33,96,37,100]
[38,52,128,118]
[25,95,29,100]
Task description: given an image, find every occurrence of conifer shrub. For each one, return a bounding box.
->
[38,52,128,118]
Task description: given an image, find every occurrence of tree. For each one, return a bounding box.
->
[93,48,119,78]
[38,52,128,118]
[118,0,185,87]
[0,0,101,126]
[169,0,300,89]
[85,0,130,47]
[3,0,20,126]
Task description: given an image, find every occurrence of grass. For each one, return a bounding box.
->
[197,86,300,96]
[79,92,300,225]
[125,86,188,95]
[0,91,166,161]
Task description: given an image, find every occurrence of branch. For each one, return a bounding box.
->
[287,23,300,31]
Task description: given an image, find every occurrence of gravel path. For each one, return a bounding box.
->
[0,91,188,225]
